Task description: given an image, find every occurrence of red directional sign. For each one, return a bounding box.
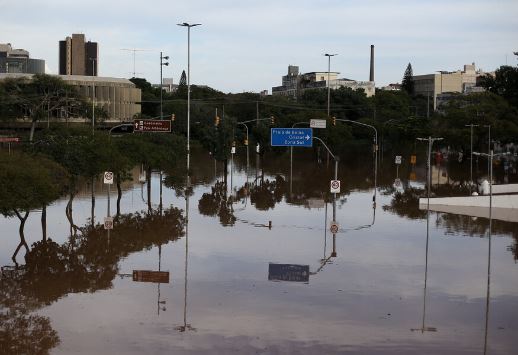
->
[132,270,170,283]
[133,119,171,133]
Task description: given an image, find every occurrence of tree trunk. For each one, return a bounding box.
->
[41,204,47,242]
[29,117,37,143]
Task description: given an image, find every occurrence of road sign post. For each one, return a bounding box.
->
[270,128,313,147]
[104,171,113,217]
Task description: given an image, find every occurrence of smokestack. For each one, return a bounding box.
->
[369,45,374,82]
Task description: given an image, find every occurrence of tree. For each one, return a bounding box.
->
[479,65,518,108]
[401,63,415,96]
[179,70,187,86]
[0,74,86,142]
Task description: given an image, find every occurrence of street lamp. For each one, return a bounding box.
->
[160,52,169,119]
[89,57,97,136]
[465,123,479,193]
[177,22,201,177]
[335,118,378,206]
[324,53,337,117]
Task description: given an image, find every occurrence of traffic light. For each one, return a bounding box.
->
[270,115,275,124]
[215,116,220,126]
[171,113,175,121]
[332,116,336,126]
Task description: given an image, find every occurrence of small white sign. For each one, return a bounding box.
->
[104,171,114,184]
[395,156,402,165]
[330,221,339,234]
[256,144,260,153]
[104,216,114,230]
[231,146,236,154]
[394,178,402,188]
[310,119,327,129]
[330,180,341,193]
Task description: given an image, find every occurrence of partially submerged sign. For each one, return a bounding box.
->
[395,156,402,165]
[132,270,170,283]
[134,119,171,133]
[310,119,327,129]
[270,128,313,147]
[268,263,309,282]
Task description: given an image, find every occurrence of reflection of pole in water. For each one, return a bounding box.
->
[157,245,166,316]
[91,176,95,227]
[177,181,195,332]
[159,171,163,216]
[483,152,494,355]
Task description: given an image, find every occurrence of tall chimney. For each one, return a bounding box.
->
[369,45,374,82]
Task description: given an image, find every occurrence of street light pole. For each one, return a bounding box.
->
[177,22,201,176]
[324,53,337,117]
[484,125,491,176]
[335,118,378,206]
[160,52,170,119]
[465,124,479,193]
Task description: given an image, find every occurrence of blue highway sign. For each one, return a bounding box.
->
[270,128,313,147]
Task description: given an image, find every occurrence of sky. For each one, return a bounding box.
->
[1,0,517,93]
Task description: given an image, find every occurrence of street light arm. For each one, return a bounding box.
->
[335,118,378,142]
[239,117,273,125]
[313,136,337,161]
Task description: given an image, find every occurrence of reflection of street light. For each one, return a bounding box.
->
[177,22,201,177]
[324,53,337,117]
[160,52,169,119]
[417,137,444,208]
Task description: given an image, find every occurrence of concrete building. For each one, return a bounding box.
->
[59,34,98,76]
[0,73,141,121]
[0,43,45,74]
[272,66,374,98]
[152,77,178,93]
[413,63,489,110]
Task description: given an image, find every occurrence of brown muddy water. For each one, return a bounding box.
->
[1,148,517,354]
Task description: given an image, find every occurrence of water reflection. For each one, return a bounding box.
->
[1,206,184,353]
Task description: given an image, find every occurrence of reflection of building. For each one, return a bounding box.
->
[272,65,375,98]
[0,73,141,121]
[59,34,98,76]
[0,43,45,74]
[413,63,491,110]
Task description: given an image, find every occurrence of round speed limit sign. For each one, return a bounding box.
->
[330,180,341,193]
[104,171,114,185]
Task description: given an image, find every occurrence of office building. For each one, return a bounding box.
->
[0,43,45,74]
[0,73,141,121]
[413,63,490,110]
[272,66,374,98]
[59,34,98,76]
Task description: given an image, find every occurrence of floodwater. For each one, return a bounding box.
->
[1,147,517,354]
